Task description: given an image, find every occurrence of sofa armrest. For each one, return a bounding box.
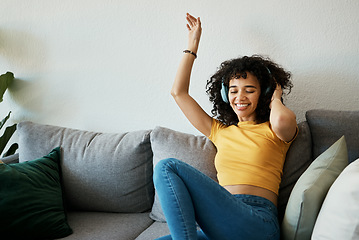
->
[0,153,19,164]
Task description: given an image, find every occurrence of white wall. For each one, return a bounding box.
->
[1,0,358,136]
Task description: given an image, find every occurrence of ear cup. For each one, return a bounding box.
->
[221,81,229,103]
[264,86,271,96]
[264,66,274,97]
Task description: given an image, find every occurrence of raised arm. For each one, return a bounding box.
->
[269,84,297,142]
[171,13,212,137]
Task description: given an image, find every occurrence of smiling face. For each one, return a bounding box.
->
[228,72,261,122]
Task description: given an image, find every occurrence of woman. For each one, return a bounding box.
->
[154,13,298,240]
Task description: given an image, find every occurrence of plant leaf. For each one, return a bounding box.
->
[0,111,11,130]
[2,143,18,157]
[0,72,14,103]
[0,124,17,156]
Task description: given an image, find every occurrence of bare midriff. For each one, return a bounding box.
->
[224,184,278,206]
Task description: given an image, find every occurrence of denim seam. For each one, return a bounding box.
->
[238,195,280,238]
[164,160,191,239]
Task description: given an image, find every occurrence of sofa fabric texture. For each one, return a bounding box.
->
[1,109,357,239]
[306,109,359,163]
[17,121,154,213]
[65,212,153,240]
[149,126,217,222]
[277,121,312,223]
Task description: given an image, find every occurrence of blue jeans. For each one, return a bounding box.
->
[153,158,280,240]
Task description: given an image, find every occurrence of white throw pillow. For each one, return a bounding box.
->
[312,158,359,240]
[281,136,348,240]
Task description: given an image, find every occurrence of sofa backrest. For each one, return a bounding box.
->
[149,126,217,222]
[278,121,313,223]
[15,109,358,220]
[17,121,154,213]
[306,110,359,163]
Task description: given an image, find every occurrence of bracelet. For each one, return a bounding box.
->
[183,50,197,59]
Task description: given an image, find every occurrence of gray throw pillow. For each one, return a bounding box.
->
[149,126,217,222]
[17,121,154,213]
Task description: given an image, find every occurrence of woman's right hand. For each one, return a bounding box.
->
[186,13,202,53]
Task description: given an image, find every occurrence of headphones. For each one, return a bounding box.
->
[220,81,230,103]
[220,67,273,103]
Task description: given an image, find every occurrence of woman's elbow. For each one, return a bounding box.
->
[271,108,294,125]
[171,89,188,99]
[271,114,297,140]
[170,89,178,97]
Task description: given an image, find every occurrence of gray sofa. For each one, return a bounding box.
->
[1,109,358,239]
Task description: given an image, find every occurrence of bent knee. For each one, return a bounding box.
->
[153,158,179,184]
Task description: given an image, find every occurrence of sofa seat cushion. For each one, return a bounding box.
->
[135,221,171,240]
[17,121,154,213]
[135,220,203,239]
[63,211,154,240]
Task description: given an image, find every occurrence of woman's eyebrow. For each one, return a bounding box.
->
[229,85,257,89]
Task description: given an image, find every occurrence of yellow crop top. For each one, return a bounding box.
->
[209,118,297,195]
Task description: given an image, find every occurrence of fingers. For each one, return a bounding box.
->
[186,13,196,23]
[186,13,201,30]
[186,14,195,28]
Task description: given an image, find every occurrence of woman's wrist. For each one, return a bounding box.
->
[184,42,199,58]
[183,50,197,58]
[270,98,282,109]
[187,40,199,52]
[186,47,198,55]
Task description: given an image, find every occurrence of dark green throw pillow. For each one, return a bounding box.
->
[0,147,72,239]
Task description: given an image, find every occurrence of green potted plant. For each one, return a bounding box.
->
[0,72,18,157]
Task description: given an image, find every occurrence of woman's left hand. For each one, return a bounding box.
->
[271,84,283,102]
[269,83,297,142]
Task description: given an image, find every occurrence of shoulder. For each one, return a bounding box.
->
[208,118,227,141]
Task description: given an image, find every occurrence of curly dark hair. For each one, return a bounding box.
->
[206,55,293,125]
